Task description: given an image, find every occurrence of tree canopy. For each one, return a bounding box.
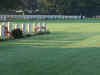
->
[0,0,100,16]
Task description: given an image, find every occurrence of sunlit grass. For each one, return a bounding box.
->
[1,21,100,48]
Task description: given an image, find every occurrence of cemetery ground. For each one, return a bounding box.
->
[0,20,100,75]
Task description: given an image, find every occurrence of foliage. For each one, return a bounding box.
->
[11,28,23,39]
[0,0,22,9]
[0,0,100,16]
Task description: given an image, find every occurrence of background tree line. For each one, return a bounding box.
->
[0,0,100,16]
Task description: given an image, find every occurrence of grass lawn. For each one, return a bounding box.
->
[0,20,100,75]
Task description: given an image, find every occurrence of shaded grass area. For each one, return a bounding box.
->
[1,20,100,75]
[0,47,100,75]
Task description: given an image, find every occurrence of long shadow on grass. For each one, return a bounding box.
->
[27,32,100,41]
[0,31,100,48]
[9,31,100,48]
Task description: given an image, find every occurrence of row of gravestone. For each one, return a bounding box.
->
[0,22,47,39]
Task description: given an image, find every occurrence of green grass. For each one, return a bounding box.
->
[1,20,100,75]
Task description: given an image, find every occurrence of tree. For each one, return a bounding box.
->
[0,0,100,15]
[0,0,22,9]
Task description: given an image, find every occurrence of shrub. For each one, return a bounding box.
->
[11,28,23,39]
